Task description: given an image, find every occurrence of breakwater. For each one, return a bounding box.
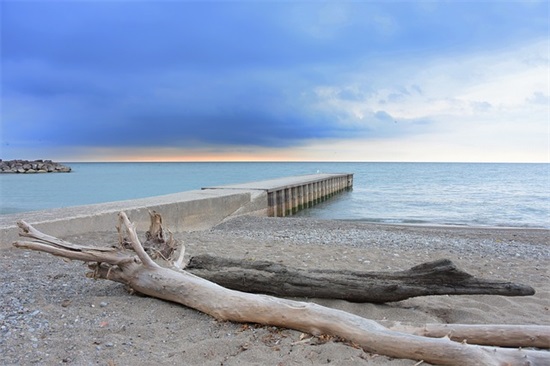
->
[0,160,71,173]
[204,173,354,217]
[0,173,353,246]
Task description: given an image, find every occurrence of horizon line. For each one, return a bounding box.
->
[57,160,549,164]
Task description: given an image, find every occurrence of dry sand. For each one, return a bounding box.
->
[1,216,549,365]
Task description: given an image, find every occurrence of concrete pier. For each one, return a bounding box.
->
[0,173,353,247]
[203,173,353,217]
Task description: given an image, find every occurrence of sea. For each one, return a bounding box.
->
[0,162,548,228]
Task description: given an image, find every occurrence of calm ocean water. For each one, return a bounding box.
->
[0,162,548,228]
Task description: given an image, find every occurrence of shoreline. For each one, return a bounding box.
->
[208,215,550,251]
[3,207,548,231]
[336,218,550,231]
[2,214,548,365]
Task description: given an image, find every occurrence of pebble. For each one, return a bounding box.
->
[212,216,550,260]
[1,215,548,364]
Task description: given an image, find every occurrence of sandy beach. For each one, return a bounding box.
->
[1,215,549,365]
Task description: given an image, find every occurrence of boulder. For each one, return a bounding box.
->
[0,160,72,174]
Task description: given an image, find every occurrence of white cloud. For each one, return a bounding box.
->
[302,38,549,162]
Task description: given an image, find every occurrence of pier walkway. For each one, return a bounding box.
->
[204,173,353,217]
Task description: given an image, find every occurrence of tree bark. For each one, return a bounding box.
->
[12,213,550,366]
[185,254,534,303]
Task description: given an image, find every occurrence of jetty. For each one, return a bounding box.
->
[0,160,71,173]
[0,173,353,246]
[204,173,353,217]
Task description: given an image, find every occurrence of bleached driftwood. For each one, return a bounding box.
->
[12,213,550,366]
[382,322,550,349]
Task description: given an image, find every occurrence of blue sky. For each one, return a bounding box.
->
[1,1,548,162]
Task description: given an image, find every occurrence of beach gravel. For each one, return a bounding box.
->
[1,215,548,365]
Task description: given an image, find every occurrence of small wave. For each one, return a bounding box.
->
[344,217,432,225]
[340,217,549,229]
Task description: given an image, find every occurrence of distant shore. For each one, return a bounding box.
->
[0,159,71,174]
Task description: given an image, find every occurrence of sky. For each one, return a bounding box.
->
[1,1,549,162]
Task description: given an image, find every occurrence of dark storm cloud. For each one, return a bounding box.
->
[1,1,548,154]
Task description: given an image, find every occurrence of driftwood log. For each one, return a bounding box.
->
[133,211,536,303]
[12,212,550,366]
[186,255,535,303]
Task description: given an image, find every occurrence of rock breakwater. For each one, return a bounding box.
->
[0,159,71,173]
